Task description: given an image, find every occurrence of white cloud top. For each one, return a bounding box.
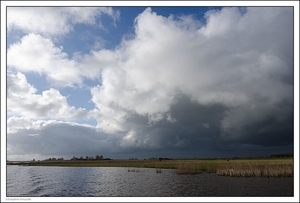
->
[7,7,119,36]
[7,72,87,121]
[8,34,82,87]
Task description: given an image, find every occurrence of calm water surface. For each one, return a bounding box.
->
[7,165,293,197]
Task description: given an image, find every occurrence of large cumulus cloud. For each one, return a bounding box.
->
[90,7,293,146]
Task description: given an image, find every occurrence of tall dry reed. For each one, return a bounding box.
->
[216,161,293,177]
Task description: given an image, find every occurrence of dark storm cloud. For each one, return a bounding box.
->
[7,92,293,160]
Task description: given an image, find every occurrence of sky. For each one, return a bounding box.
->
[2,3,299,162]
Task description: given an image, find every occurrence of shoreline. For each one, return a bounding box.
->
[7,158,293,177]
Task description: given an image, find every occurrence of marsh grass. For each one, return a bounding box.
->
[176,162,201,174]
[16,158,293,177]
[175,160,221,174]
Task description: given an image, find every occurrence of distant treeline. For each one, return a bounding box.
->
[36,155,111,162]
[31,153,293,162]
[270,153,293,158]
[70,155,111,161]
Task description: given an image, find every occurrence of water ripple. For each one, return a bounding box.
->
[7,165,293,197]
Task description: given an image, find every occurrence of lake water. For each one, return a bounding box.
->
[7,165,293,197]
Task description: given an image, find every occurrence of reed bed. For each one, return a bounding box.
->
[128,168,141,172]
[216,159,293,177]
[216,168,293,177]
[156,168,162,173]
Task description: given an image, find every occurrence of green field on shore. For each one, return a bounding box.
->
[7,158,293,177]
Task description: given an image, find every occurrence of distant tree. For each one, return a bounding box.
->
[86,156,89,160]
[32,158,35,161]
[95,155,104,160]
[79,156,83,160]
